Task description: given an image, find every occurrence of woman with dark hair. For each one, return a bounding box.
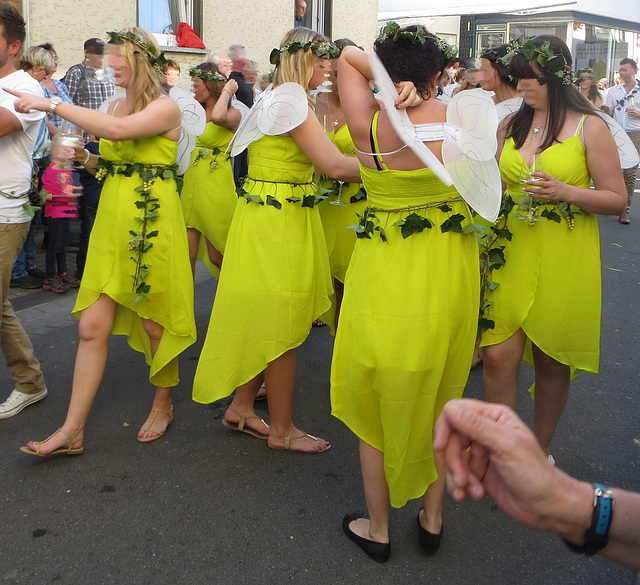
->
[480,36,625,461]
[181,62,241,275]
[192,28,360,453]
[576,68,604,108]
[480,43,523,118]
[332,24,480,561]
[13,28,196,455]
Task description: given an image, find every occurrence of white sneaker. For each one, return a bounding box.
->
[0,388,48,419]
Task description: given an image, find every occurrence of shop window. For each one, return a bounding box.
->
[138,0,202,46]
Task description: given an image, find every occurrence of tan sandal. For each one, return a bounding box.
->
[222,410,269,439]
[137,405,174,443]
[20,428,84,457]
[268,432,331,453]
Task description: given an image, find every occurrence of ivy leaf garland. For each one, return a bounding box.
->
[94,159,179,303]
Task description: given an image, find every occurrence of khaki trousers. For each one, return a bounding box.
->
[623,131,640,210]
[0,222,46,394]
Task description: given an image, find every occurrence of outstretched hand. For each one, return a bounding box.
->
[433,399,582,531]
[3,87,50,114]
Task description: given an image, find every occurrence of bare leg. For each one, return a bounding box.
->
[24,294,117,454]
[223,375,269,437]
[531,344,570,453]
[265,350,330,453]
[482,329,527,411]
[347,440,390,543]
[187,228,201,277]
[205,238,223,270]
[419,451,445,533]
[137,318,174,440]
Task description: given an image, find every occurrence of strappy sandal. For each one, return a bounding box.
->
[137,405,173,443]
[222,411,269,439]
[20,428,84,457]
[268,432,331,453]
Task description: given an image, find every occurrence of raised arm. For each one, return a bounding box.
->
[6,90,181,141]
[210,79,242,131]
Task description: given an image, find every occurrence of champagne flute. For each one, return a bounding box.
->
[330,180,347,206]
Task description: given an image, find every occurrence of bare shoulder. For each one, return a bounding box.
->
[150,94,180,114]
[582,112,608,132]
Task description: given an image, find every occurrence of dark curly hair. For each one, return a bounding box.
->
[374,25,451,100]
[481,44,517,89]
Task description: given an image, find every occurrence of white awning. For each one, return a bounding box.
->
[378,1,578,19]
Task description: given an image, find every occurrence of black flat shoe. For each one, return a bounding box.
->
[342,513,390,562]
[417,509,442,555]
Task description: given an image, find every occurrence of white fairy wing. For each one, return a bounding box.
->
[169,87,207,174]
[228,83,308,157]
[495,96,523,122]
[98,93,122,114]
[442,90,502,222]
[230,96,251,119]
[594,110,640,170]
[369,52,453,186]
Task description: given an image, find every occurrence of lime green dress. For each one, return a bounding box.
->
[192,134,332,403]
[180,121,237,277]
[481,118,600,378]
[331,114,480,508]
[318,124,367,283]
[73,135,196,388]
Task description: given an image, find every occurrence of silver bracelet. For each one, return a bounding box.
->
[83,149,91,165]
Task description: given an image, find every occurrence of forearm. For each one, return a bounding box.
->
[340,46,373,81]
[561,184,626,215]
[326,155,361,184]
[52,101,128,141]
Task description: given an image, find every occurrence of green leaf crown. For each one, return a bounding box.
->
[377,22,457,62]
[269,41,340,68]
[107,30,167,74]
[189,67,227,82]
[497,39,575,85]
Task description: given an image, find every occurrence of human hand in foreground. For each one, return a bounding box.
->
[223,79,238,97]
[522,172,568,201]
[433,399,590,532]
[3,87,49,113]
[394,81,421,109]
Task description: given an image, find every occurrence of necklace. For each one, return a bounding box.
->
[327,96,344,128]
[532,120,546,134]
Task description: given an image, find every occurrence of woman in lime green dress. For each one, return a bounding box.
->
[17,28,196,456]
[315,39,368,331]
[192,28,360,453]
[332,29,479,561]
[480,36,625,459]
[182,63,241,276]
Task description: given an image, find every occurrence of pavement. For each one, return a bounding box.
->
[1,199,640,585]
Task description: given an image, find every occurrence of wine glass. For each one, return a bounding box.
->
[330,181,347,206]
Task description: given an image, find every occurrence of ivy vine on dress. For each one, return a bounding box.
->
[236,178,329,209]
[94,159,179,303]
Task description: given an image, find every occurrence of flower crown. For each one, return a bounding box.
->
[498,39,575,85]
[376,21,457,62]
[189,67,227,83]
[107,31,167,74]
[269,41,340,68]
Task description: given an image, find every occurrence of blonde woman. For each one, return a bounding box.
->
[192,28,360,453]
[13,28,196,456]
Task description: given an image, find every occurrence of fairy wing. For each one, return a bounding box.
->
[594,110,640,169]
[369,52,453,186]
[98,93,123,114]
[169,87,207,174]
[230,96,251,119]
[228,83,308,157]
[495,96,523,122]
[441,90,502,223]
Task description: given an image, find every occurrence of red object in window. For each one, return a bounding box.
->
[176,22,206,49]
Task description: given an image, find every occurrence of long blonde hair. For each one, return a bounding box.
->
[273,27,328,104]
[110,27,162,114]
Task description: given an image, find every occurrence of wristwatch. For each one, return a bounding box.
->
[47,96,63,117]
[564,483,615,556]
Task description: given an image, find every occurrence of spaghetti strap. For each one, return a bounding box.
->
[574,114,587,137]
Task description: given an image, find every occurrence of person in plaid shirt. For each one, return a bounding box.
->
[62,37,114,112]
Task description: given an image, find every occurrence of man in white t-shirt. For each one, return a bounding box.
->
[605,58,640,224]
[0,2,48,418]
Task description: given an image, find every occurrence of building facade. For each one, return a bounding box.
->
[16,0,377,88]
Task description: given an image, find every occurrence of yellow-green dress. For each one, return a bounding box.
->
[73,135,196,388]
[481,118,600,378]
[331,114,480,508]
[180,121,237,277]
[318,124,367,283]
[192,134,332,403]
